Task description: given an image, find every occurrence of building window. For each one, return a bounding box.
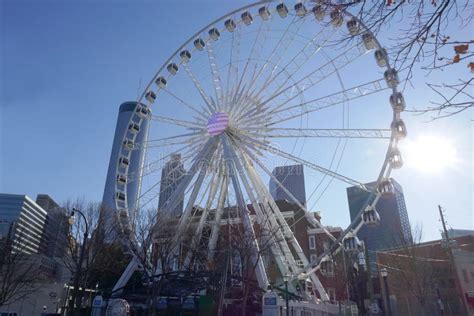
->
[309,235,316,251]
[310,254,318,263]
[323,241,330,252]
[462,269,469,283]
[327,288,336,301]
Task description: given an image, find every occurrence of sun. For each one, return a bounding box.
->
[401,135,458,174]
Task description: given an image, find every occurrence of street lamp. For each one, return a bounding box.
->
[68,208,89,316]
[380,268,392,316]
[282,274,290,316]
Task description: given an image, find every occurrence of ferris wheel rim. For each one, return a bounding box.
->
[113,0,406,300]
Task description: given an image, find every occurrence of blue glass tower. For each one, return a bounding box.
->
[101,101,148,236]
[347,178,412,274]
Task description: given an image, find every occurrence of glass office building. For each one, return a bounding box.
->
[347,178,412,274]
[269,164,306,205]
[101,101,149,234]
[0,193,48,254]
[158,153,185,217]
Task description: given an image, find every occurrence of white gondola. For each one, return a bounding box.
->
[295,3,307,17]
[258,6,271,20]
[241,11,253,25]
[116,192,126,202]
[320,257,334,276]
[180,50,191,63]
[122,139,135,150]
[209,27,220,40]
[145,90,156,103]
[384,68,399,88]
[343,234,360,252]
[377,179,394,195]
[224,18,236,32]
[276,3,289,18]
[362,32,376,50]
[119,156,130,168]
[389,148,403,169]
[128,123,140,134]
[155,76,167,89]
[374,48,388,67]
[391,119,407,139]
[136,105,150,118]
[312,5,325,21]
[117,174,127,185]
[362,206,380,227]
[390,92,406,112]
[347,18,359,36]
[330,10,343,27]
[194,38,206,50]
[167,63,178,75]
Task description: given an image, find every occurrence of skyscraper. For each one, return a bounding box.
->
[36,194,69,258]
[101,101,149,234]
[0,193,48,254]
[347,178,412,273]
[158,153,185,217]
[269,164,306,205]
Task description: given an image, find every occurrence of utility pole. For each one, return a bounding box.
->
[438,205,468,315]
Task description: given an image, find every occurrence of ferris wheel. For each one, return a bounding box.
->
[112,0,407,301]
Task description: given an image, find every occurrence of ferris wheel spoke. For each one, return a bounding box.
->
[238,134,369,191]
[207,174,228,260]
[251,22,337,102]
[206,40,225,108]
[229,18,269,117]
[239,143,340,244]
[182,63,217,113]
[221,135,269,289]
[265,78,387,127]
[247,15,303,100]
[224,24,241,110]
[272,78,387,116]
[146,132,205,148]
[150,115,204,130]
[232,143,304,276]
[245,127,391,139]
[258,42,366,115]
[162,88,210,120]
[183,171,223,268]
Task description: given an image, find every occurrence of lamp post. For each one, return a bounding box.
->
[380,268,392,316]
[68,208,89,316]
[283,274,290,316]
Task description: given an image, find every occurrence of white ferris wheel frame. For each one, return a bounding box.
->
[112,0,406,302]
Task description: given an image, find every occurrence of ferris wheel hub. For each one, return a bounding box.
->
[207,111,230,136]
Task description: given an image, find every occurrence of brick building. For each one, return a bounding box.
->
[376,233,474,315]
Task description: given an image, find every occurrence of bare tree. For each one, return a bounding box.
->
[62,200,127,314]
[0,224,45,307]
[337,0,473,119]
[376,225,447,315]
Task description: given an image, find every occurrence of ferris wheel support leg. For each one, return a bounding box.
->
[207,175,228,260]
[111,256,141,298]
[222,135,269,290]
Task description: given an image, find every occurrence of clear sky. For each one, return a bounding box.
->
[1,0,472,242]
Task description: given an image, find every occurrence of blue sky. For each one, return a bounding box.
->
[1,0,472,242]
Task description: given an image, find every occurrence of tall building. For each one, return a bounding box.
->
[158,153,185,217]
[101,101,149,234]
[347,178,412,274]
[36,194,69,258]
[269,164,306,205]
[0,193,48,254]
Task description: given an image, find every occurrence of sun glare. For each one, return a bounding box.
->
[402,135,458,173]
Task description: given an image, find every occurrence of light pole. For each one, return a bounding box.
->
[68,208,89,316]
[283,274,290,316]
[380,268,391,316]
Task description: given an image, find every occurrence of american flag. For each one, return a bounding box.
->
[207,112,229,136]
